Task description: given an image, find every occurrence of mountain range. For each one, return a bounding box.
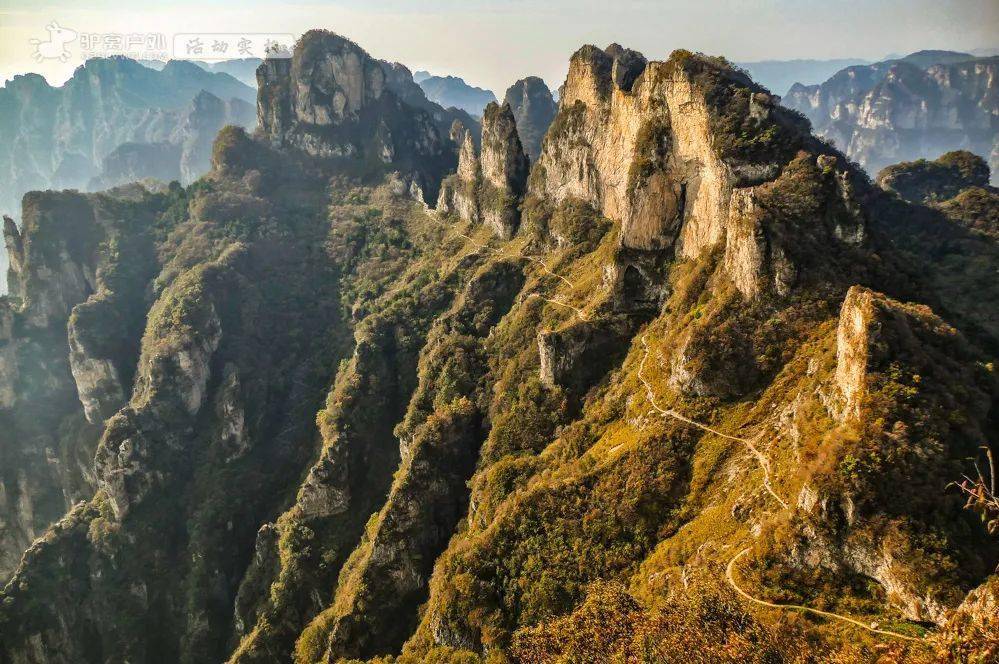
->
[0,31,996,664]
[734,58,871,97]
[783,50,999,182]
[413,73,498,116]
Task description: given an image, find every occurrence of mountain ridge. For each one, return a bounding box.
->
[783,50,999,183]
[0,32,996,664]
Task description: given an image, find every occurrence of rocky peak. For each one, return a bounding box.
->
[3,215,23,295]
[530,47,846,302]
[561,44,648,109]
[255,30,456,196]
[436,103,529,238]
[456,127,479,182]
[605,43,648,92]
[257,31,388,140]
[480,102,529,197]
[503,76,557,159]
[479,102,530,238]
[449,119,466,144]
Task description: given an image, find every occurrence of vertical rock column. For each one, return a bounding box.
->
[478,102,530,239]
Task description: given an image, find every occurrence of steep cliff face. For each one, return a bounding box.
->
[479,103,531,238]
[435,127,481,223]
[0,187,162,581]
[1,32,998,664]
[503,77,557,160]
[784,53,999,182]
[529,44,859,304]
[437,102,530,238]
[255,30,456,197]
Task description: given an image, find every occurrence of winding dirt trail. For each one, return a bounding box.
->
[726,549,924,642]
[428,202,923,644]
[637,335,924,644]
[638,336,788,509]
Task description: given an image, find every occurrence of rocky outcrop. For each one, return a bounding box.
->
[255,30,454,194]
[784,53,999,182]
[503,76,557,159]
[296,258,521,663]
[479,102,530,238]
[3,215,24,294]
[435,127,481,223]
[531,45,860,300]
[834,286,876,421]
[6,192,100,329]
[790,285,997,624]
[436,102,529,238]
[67,318,126,424]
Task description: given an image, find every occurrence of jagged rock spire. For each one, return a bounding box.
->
[479,101,530,238]
[436,103,530,239]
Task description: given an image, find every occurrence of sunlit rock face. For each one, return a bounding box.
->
[436,103,530,238]
[532,45,865,300]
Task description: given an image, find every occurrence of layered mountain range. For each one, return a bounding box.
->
[783,50,999,183]
[414,74,497,116]
[0,29,997,664]
[0,58,257,217]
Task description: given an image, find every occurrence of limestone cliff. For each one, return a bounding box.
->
[530,45,861,305]
[436,126,481,224]
[1,32,997,664]
[255,30,456,197]
[479,102,530,238]
[436,102,529,238]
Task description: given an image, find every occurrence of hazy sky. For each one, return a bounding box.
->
[2,0,997,93]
